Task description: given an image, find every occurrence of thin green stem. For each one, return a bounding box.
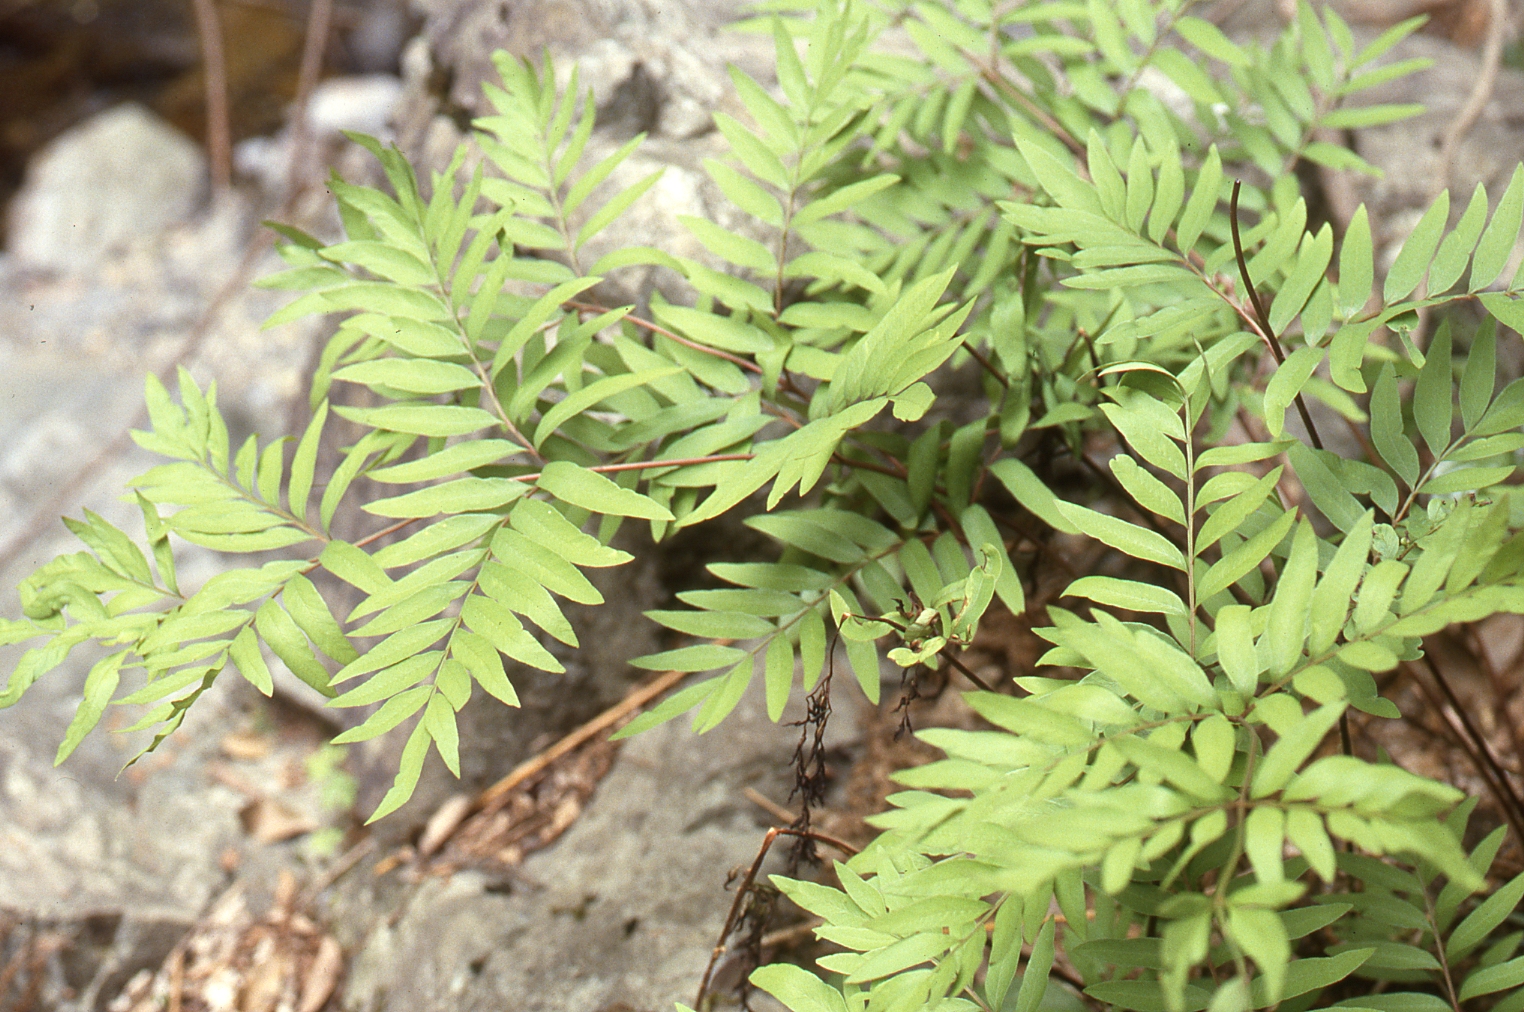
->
[565,300,764,375]
[1394,433,1468,524]
[207,455,328,544]
[509,453,755,483]
[539,102,584,277]
[427,192,543,463]
[1118,1,1200,98]
[1181,403,1200,654]
[1424,887,1465,1012]
[1213,730,1260,917]
[776,188,796,317]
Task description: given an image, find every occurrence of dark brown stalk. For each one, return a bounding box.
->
[991,509,1080,585]
[1229,180,1324,452]
[937,647,996,692]
[695,826,858,1008]
[189,0,232,192]
[286,0,335,194]
[1415,654,1524,844]
[963,340,1009,388]
[1467,623,1524,770]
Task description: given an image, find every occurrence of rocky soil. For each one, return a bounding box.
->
[0,0,1520,1009]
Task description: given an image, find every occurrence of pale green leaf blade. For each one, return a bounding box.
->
[288,400,329,524]
[365,717,431,823]
[1471,165,1524,292]
[537,461,675,520]
[1384,191,1449,303]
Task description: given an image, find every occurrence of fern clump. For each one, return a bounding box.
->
[6,1,1524,1011]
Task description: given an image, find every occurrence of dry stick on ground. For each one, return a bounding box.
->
[189,0,232,192]
[744,786,799,825]
[1466,623,1524,769]
[167,946,186,1012]
[1406,661,1520,832]
[1431,0,1510,200]
[0,0,341,574]
[471,667,692,814]
[303,836,377,901]
[757,920,824,949]
[286,0,335,196]
[1416,653,1524,840]
[694,825,860,1010]
[1402,655,1524,847]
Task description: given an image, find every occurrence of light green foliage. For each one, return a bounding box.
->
[7,0,1524,1008]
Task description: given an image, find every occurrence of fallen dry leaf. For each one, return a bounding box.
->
[240,800,316,845]
[297,937,342,1012]
[417,793,473,858]
[109,874,347,1012]
[220,731,272,762]
[237,948,286,1012]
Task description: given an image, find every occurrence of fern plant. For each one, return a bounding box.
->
[6,1,1524,1010]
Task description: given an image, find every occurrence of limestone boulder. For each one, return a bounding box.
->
[6,104,206,274]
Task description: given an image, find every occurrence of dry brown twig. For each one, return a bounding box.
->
[694,825,860,1010]
[287,0,336,196]
[744,786,799,825]
[1406,655,1524,845]
[166,946,186,1012]
[189,0,233,193]
[1466,622,1524,767]
[472,666,692,813]
[1432,0,1510,199]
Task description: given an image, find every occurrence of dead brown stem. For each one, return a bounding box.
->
[473,667,692,813]
[287,0,335,194]
[1411,655,1524,845]
[1432,0,1509,200]
[1467,623,1524,770]
[694,825,859,1008]
[189,0,232,192]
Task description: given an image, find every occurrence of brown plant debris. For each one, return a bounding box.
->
[104,872,342,1012]
[0,915,69,1012]
[386,670,690,878]
[424,729,621,875]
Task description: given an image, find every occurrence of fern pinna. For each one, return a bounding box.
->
[5,2,1524,1011]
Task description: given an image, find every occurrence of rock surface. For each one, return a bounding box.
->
[5,104,207,273]
[388,0,780,308]
[334,678,841,1012]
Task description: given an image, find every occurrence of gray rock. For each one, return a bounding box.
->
[334,674,860,1012]
[0,119,330,1010]
[236,75,405,196]
[350,0,419,74]
[0,5,1003,1011]
[5,104,207,274]
[1210,1,1524,287]
[309,75,406,138]
[381,0,787,313]
[1348,33,1524,238]
[396,0,773,152]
